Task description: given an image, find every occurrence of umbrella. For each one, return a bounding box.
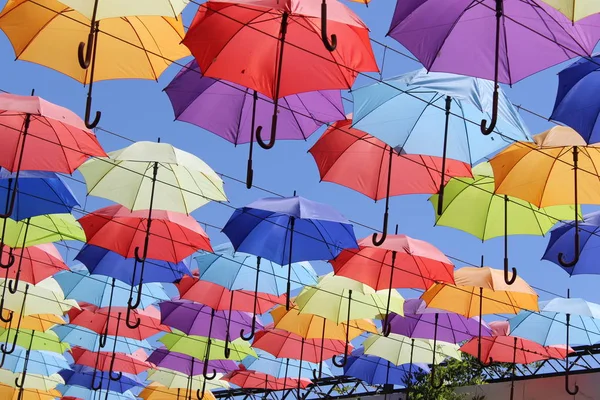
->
[242,349,332,380]
[509,293,600,395]
[147,347,237,375]
[489,126,598,267]
[543,211,600,275]
[78,204,212,327]
[539,0,600,21]
[308,118,472,242]
[75,244,192,285]
[164,60,345,188]
[432,162,575,284]
[331,234,454,330]
[184,0,377,150]
[0,349,69,375]
[0,385,60,400]
[146,368,229,390]
[0,313,64,332]
[0,169,79,221]
[159,330,257,362]
[223,365,310,391]
[0,0,190,128]
[54,265,169,309]
[53,325,149,354]
[0,244,68,286]
[387,0,596,134]
[295,273,404,367]
[71,347,152,375]
[362,333,461,365]
[344,347,429,386]
[59,365,143,393]
[140,382,217,400]
[0,370,63,391]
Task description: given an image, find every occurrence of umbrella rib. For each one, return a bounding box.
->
[128,162,156,211]
[233,87,251,146]
[169,164,189,214]
[122,17,160,82]
[280,96,306,140]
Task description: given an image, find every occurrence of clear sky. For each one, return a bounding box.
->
[0,0,597,313]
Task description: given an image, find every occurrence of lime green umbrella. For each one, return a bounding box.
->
[431,162,577,285]
[147,368,230,390]
[0,214,85,248]
[159,330,256,361]
[0,370,63,391]
[0,328,69,354]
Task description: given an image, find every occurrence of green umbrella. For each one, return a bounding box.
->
[0,328,69,354]
[159,330,256,362]
[431,162,577,285]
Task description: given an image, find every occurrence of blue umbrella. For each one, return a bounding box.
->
[551,54,600,144]
[54,265,170,309]
[0,169,79,220]
[222,195,357,324]
[76,244,192,285]
[58,385,137,400]
[59,365,143,393]
[195,242,317,296]
[542,211,598,275]
[509,294,600,396]
[242,349,331,380]
[0,348,69,375]
[53,325,150,354]
[344,348,428,386]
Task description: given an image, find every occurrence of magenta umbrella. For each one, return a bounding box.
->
[387,0,598,134]
[164,60,345,188]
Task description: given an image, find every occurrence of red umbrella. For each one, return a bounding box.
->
[0,93,106,174]
[2,243,67,284]
[70,347,152,375]
[224,365,311,390]
[252,325,352,363]
[78,205,211,262]
[460,335,555,365]
[67,302,170,341]
[184,0,377,149]
[309,119,471,244]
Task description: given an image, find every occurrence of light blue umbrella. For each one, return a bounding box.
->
[195,242,318,296]
[53,325,150,354]
[54,264,170,309]
[242,349,331,380]
[0,348,69,375]
[57,385,138,400]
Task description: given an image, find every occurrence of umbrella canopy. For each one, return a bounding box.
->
[0,313,64,332]
[159,330,257,361]
[252,325,351,363]
[159,299,261,339]
[460,335,555,364]
[344,348,429,386]
[147,347,237,375]
[59,0,189,19]
[270,304,376,340]
[421,267,539,318]
[351,69,531,164]
[387,0,596,86]
[1,244,68,284]
[75,244,191,285]
[70,347,152,375]
[223,366,309,391]
[388,299,491,343]
[0,170,79,220]
[539,0,600,22]
[165,60,345,145]
[59,365,143,393]
[331,234,455,290]
[362,333,461,366]
[140,382,218,400]
[0,349,69,375]
[509,297,600,346]
[0,214,84,248]
[0,278,78,316]
[175,277,285,313]
[431,162,577,240]
[53,325,149,353]
[295,273,405,323]
[0,370,63,391]
[308,118,472,200]
[242,349,332,379]
[54,265,169,309]
[58,385,137,400]
[195,242,317,296]
[146,369,229,391]
[0,93,106,173]
[0,385,60,400]
[78,205,212,262]
[79,141,227,214]
[0,0,189,85]
[0,329,69,354]
[184,0,377,99]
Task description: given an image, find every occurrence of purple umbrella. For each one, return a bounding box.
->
[388,299,492,388]
[387,0,598,134]
[164,60,345,188]
[147,347,237,375]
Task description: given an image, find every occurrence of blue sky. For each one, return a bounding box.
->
[0,0,597,312]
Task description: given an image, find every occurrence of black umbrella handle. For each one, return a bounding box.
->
[321,0,337,51]
[559,147,580,267]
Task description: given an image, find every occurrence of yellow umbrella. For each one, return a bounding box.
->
[0,0,189,128]
[490,126,598,267]
[0,312,64,332]
[147,369,229,390]
[0,384,60,400]
[538,0,600,22]
[362,333,461,366]
[0,370,63,391]
[141,382,217,400]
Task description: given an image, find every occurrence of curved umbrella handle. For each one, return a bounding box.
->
[1,283,27,354]
[320,0,337,51]
[371,212,388,246]
[109,370,122,381]
[480,89,498,135]
[241,257,260,341]
[224,334,231,359]
[202,341,217,380]
[91,368,103,391]
[0,349,6,368]
[108,312,123,381]
[0,249,15,269]
[382,247,397,337]
[430,314,443,389]
[331,352,347,368]
[84,92,101,130]
[78,0,99,68]
[125,305,141,329]
[372,149,393,247]
[256,118,277,150]
[480,0,502,135]
[0,302,12,323]
[0,185,17,220]
[559,147,580,268]
[14,373,24,389]
[503,195,517,285]
[8,276,19,295]
[0,334,17,355]
[134,245,148,264]
[332,289,352,368]
[197,377,208,400]
[503,259,517,285]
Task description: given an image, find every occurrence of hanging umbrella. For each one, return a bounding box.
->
[0,214,84,250]
[78,204,212,327]
[147,347,237,375]
[0,0,190,128]
[53,325,149,354]
[223,365,310,391]
[223,195,358,311]
[362,333,461,365]
[75,244,192,285]
[0,348,69,376]
[146,368,229,390]
[0,244,68,285]
[71,347,152,375]
[59,385,137,400]
[243,349,332,380]
[309,118,472,242]
[295,273,404,367]
[164,60,345,188]
[59,365,143,393]
[432,162,576,284]
[0,370,63,391]
[0,329,69,355]
[0,169,79,221]
[387,0,596,134]
[183,0,377,151]
[331,233,453,330]
[489,126,600,268]
[54,265,169,310]
[0,313,64,332]
[543,211,600,275]
[0,278,78,318]
[538,1,600,22]
[159,330,257,361]
[140,382,218,400]
[344,347,429,386]
[0,385,60,400]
